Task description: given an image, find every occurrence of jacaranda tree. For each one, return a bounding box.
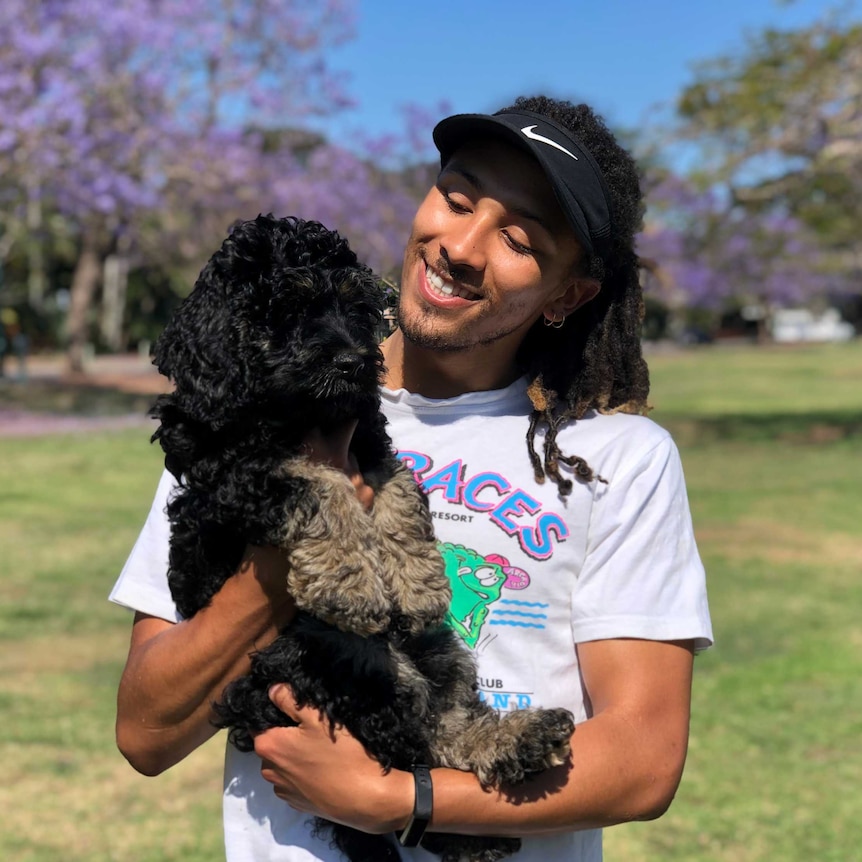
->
[667,13,862,324]
[0,0,428,369]
[639,173,837,339]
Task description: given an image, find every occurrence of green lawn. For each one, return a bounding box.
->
[607,341,862,861]
[2,341,861,860]
[0,430,225,862]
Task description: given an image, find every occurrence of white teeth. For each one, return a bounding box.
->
[427,267,448,292]
[425,265,475,300]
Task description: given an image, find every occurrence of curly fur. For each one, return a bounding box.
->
[151,214,575,862]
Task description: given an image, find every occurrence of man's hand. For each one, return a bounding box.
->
[254,684,413,834]
[252,638,695,839]
[116,543,297,776]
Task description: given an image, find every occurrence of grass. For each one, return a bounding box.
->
[2,340,861,860]
[0,431,225,862]
[645,340,862,444]
[605,340,862,861]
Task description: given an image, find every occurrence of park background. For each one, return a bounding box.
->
[1,1,860,860]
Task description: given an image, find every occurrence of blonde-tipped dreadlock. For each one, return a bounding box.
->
[506,96,650,497]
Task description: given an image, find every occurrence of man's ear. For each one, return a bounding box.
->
[545,277,600,320]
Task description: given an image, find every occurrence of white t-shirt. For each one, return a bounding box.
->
[111,378,713,862]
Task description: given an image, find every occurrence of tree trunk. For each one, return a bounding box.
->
[66,232,102,374]
[100,250,130,353]
[26,175,47,311]
[756,300,774,344]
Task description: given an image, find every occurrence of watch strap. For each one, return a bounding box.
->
[398,765,433,848]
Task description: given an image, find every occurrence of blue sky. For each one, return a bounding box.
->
[314,0,858,156]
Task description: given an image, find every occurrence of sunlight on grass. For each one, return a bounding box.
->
[606,355,862,861]
[648,341,862,418]
[0,429,225,862]
[3,343,861,861]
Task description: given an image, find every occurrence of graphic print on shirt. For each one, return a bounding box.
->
[440,542,541,648]
[398,450,571,561]
[396,448,564,656]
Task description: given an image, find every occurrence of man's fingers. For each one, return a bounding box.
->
[268,685,334,732]
[268,684,303,720]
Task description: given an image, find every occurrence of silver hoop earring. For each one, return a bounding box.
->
[544,312,566,329]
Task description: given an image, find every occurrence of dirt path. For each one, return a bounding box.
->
[0,353,170,437]
[0,410,157,437]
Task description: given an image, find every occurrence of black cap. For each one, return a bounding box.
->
[432,109,613,259]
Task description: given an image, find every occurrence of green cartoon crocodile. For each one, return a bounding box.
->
[440,542,530,648]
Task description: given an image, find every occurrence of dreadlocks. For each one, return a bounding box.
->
[501,96,649,496]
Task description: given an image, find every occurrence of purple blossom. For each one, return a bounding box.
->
[641,174,837,310]
[0,0,368,240]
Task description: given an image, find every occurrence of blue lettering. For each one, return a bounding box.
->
[462,472,509,512]
[519,512,569,559]
[489,490,540,535]
[492,693,511,710]
[396,450,432,478]
[421,460,465,503]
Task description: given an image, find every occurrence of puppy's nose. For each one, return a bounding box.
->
[332,351,365,377]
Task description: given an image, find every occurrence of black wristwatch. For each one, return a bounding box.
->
[398,765,433,848]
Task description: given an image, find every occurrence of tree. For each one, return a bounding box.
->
[675,13,862,272]
[639,174,835,339]
[634,10,862,336]
[0,0,375,371]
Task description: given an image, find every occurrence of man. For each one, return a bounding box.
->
[112,95,712,861]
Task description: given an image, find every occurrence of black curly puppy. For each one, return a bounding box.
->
[150,214,575,862]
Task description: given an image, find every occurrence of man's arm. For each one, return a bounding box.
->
[253,637,695,836]
[427,637,694,835]
[116,545,295,776]
[115,425,373,777]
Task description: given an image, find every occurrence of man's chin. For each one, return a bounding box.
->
[398,314,474,354]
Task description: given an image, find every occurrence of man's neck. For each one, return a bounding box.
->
[380,330,522,398]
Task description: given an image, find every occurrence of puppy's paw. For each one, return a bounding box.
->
[481,708,575,786]
[529,707,575,769]
[370,469,451,631]
[389,557,451,633]
[314,599,391,637]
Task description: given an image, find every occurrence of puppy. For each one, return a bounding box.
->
[150,214,575,862]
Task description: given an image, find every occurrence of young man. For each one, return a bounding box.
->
[112,95,712,861]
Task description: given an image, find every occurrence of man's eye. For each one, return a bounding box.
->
[444,193,470,214]
[503,231,535,256]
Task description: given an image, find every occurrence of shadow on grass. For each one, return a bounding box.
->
[658,410,862,445]
[4,380,861,444]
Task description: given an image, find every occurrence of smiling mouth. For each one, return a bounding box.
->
[425,264,480,301]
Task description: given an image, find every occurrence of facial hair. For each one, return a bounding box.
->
[396,252,542,353]
[396,291,539,353]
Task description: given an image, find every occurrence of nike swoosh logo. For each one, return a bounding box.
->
[521,125,579,160]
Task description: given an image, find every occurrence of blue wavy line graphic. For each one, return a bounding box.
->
[498,599,550,608]
[488,620,546,629]
[493,611,548,620]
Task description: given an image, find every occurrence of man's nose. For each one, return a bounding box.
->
[440,216,489,271]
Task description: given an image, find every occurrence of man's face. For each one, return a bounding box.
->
[397,138,591,354]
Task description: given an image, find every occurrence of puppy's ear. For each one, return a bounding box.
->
[152,257,255,428]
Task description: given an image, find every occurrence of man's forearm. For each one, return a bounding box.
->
[425,706,686,838]
[252,640,694,839]
[422,641,694,838]
[116,547,294,775]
